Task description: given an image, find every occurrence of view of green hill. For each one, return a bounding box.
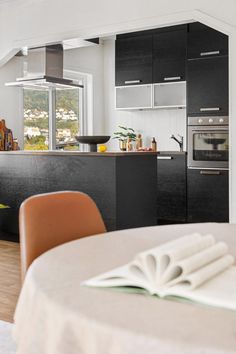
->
[24,88,80,151]
[24,89,79,115]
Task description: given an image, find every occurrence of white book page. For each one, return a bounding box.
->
[83,263,156,294]
[159,235,215,285]
[162,266,236,311]
[182,255,234,289]
[163,242,229,287]
[136,234,215,286]
[176,242,228,276]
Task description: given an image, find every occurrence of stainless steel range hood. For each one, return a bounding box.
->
[5,44,83,89]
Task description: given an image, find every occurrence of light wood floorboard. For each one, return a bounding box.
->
[0,241,20,323]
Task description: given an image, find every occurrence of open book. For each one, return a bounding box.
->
[84,233,236,310]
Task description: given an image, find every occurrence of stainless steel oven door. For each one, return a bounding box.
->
[188,125,229,169]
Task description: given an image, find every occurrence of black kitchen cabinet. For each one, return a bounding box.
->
[153,26,187,83]
[187,56,228,116]
[187,22,228,59]
[115,32,153,86]
[187,169,229,223]
[157,154,187,224]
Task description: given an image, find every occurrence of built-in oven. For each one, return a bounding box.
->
[187,116,229,170]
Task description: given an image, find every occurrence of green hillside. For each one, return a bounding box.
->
[24,89,79,115]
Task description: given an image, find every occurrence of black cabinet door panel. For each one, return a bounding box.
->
[157,155,187,222]
[115,34,153,86]
[187,56,228,116]
[153,29,187,83]
[187,169,229,223]
[187,22,228,59]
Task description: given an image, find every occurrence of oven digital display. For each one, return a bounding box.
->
[193,132,229,162]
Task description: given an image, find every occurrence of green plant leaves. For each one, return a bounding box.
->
[113,126,136,141]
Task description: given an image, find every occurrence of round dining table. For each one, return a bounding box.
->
[14,223,236,354]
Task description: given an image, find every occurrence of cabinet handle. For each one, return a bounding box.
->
[157,156,173,160]
[124,80,141,84]
[164,76,181,81]
[200,50,220,56]
[200,170,221,175]
[200,107,220,112]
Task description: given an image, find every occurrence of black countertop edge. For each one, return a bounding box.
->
[0,150,187,156]
[0,151,158,157]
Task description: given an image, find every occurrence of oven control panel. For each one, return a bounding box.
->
[188,116,229,126]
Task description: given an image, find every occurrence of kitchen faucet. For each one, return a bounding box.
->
[170,134,183,152]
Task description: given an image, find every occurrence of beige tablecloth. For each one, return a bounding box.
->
[14,223,236,354]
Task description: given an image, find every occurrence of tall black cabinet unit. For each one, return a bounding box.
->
[187,23,228,116]
[187,23,229,223]
[115,32,153,86]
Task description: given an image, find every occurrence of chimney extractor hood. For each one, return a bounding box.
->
[5,44,83,89]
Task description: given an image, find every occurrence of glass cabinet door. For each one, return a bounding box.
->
[115,84,152,110]
[153,82,186,108]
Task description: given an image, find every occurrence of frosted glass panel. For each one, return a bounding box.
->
[116,85,152,110]
[154,82,186,108]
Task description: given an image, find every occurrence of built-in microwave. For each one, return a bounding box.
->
[187,116,229,170]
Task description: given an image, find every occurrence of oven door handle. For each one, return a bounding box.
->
[190,128,229,133]
[200,170,221,175]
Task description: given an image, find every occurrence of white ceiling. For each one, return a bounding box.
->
[0,0,23,4]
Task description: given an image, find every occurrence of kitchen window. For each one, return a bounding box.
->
[24,88,49,150]
[23,72,86,151]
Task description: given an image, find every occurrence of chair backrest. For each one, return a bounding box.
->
[19,191,106,280]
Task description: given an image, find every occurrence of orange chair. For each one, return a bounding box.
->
[19,191,106,280]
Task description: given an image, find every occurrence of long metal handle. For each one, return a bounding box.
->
[200,50,220,56]
[157,156,173,160]
[164,76,181,81]
[124,80,141,84]
[200,170,221,175]
[200,107,220,112]
[191,128,228,133]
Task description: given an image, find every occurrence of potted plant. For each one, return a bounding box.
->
[113,126,136,151]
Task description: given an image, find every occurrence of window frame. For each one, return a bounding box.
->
[22,69,91,151]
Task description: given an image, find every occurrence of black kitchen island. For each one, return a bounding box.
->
[0,151,157,237]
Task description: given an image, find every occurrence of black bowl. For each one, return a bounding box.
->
[75,136,110,152]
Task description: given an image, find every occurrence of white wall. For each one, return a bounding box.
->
[64,45,105,134]
[103,39,186,151]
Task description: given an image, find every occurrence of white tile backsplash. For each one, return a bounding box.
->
[108,107,187,151]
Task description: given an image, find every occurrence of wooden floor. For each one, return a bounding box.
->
[0,240,20,323]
